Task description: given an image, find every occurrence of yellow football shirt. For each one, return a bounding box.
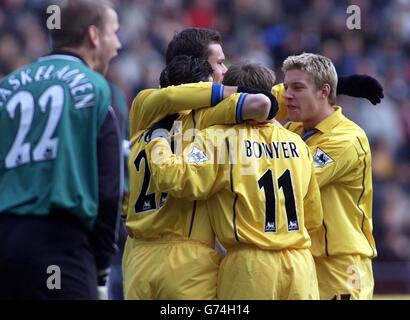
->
[129,82,225,144]
[285,106,377,258]
[146,123,324,251]
[125,87,248,247]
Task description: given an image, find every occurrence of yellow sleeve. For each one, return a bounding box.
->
[272,83,288,123]
[313,142,357,188]
[129,82,225,135]
[303,153,324,233]
[194,93,245,129]
[145,133,228,200]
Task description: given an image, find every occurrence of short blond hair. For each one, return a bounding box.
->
[282,53,337,104]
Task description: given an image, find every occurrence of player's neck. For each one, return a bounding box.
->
[303,103,335,130]
[58,46,95,70]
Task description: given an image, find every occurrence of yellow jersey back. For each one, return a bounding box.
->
[146,123,324,252]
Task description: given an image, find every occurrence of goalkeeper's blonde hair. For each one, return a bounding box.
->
[282,53,338,104]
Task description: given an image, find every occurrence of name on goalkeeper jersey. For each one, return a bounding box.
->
[244,140,299,159]
[0,64,95,109]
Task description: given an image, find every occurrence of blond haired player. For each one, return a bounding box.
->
[283,53,377,300]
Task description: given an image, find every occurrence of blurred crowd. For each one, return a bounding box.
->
[1,0,410,263]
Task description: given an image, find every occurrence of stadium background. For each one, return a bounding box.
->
[1,0,410,297]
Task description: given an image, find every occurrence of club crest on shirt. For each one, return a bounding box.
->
[159,193,168,207]
[143,201,152,211]
[288,220,299,231]
[265,221,276,232]
[187,146,208,164]
[313,148,334,168]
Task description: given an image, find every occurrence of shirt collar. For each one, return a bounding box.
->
[314,106,344,134]
[39,50,89,66]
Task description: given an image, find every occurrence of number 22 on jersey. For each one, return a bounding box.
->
[4,85,64,169]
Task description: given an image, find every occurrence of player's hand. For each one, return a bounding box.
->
[337,75,384,105]
[237,86,279,119]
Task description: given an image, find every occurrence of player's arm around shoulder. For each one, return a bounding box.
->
[241,93,272,122]
[130,82,227,132]
[195,92,271,129]
[145,129,228,200]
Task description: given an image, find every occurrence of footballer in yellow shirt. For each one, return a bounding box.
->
[283,53,377,300]
[123,56,279,299]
